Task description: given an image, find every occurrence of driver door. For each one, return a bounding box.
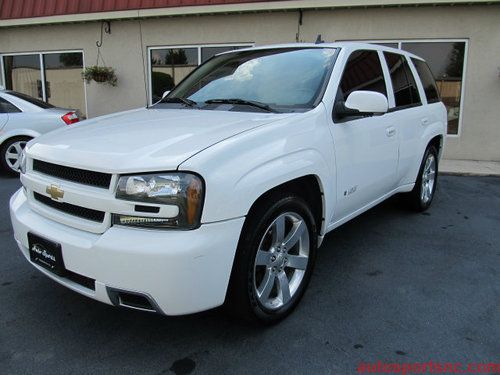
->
[329,49,399,221]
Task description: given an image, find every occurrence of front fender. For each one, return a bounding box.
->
[179,106,336,231]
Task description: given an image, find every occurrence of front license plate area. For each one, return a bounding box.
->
[28,233,66,276]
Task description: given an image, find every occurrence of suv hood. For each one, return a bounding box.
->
[28,107,293,173]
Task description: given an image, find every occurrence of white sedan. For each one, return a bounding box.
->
[0,89,80,175]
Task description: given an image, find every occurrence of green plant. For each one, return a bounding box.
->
[82,66,117,86]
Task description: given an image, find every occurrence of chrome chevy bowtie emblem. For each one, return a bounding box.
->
[46,184,64,200]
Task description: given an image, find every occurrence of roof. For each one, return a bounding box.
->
[0,0,498,27]
[0,0,271,20]
[219,42,424,59]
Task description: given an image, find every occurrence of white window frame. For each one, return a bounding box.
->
[0,49,88,117]
[147,43,254,106]
[340,39,468,138]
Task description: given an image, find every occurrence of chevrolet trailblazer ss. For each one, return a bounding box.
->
[10,43,446,323]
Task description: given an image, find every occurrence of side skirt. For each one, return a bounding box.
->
[323,183,415,237]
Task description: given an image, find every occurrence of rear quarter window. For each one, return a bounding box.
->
[0,97,21,113]
[5,91,54,109]
[411,58,440,103]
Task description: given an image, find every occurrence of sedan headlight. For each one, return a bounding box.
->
[19,149,27,174]
[114,172,204,229]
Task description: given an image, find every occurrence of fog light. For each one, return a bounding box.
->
[112,214,178,229]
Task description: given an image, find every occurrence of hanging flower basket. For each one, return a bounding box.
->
[82,66,117,86]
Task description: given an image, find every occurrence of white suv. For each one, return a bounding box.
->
[10,43,446,323]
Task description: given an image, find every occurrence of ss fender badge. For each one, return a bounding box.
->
[46,184,64,201]
[344,185,358,196]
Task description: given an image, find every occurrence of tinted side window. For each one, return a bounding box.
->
[0,97,21,113]
[338,50,386,101]
[411,58,440,103]
[384,52,421,108]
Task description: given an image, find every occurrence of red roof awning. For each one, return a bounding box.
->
[0,0,278,20]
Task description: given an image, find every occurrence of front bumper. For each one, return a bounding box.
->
[10,188,245,315]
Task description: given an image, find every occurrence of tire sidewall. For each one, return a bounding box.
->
[0,137,30,176]
[415,145,439,211]
[233,195,317,323]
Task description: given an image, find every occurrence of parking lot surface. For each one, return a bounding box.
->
[1,174,499,374]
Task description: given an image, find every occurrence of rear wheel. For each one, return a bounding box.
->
[0,137,30,176]
[407,145,438,212]
[226,193,317,324]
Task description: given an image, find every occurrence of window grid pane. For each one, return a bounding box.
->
[2,51,85,117]
[150,48,198,103]
[149,45,251,103]
[3,54,43,100]
[43,52,85,117]
[201,46,246,63]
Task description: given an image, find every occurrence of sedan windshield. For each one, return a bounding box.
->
[156,47,337,113]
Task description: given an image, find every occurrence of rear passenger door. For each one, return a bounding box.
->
[381,52,425,185]
[330,50,398,221]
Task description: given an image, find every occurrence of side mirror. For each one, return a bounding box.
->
[334,90,388,120]
[162,90,170,99]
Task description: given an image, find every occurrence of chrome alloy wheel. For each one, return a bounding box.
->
[421,153,436,204]
[253,212,310,310]
[5,140,27,172]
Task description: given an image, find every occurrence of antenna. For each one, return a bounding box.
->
[315,34,324,44]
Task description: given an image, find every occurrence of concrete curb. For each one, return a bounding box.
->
[439,159,500,177]
[439,171,500,177]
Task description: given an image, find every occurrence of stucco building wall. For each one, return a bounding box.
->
[0,4,499,161]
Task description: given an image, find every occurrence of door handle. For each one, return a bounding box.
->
[421,117,430,125]
[386,127,396,137]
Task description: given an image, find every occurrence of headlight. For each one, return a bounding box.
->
[19,149,27,174]
[114,172,204,229]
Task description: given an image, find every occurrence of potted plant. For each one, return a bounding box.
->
[82,66,117,86]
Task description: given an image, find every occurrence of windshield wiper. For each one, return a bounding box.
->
[204,98,278,113]
[160,97,198,107]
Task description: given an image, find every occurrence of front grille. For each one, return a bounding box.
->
[34,192,105,223]
[33,159,112,189]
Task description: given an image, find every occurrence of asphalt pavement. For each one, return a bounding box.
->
[0,173,499,374]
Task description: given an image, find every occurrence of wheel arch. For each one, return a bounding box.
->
[427,134,444,160]
[407,130,444,184]
[0,129,38,148]
[244,174,325,238]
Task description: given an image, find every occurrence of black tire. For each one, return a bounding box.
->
[226,192,317,324]
[0,136,31,176]
[406,145,439,212]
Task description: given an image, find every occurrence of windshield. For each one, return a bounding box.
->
[156,47,337,113]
